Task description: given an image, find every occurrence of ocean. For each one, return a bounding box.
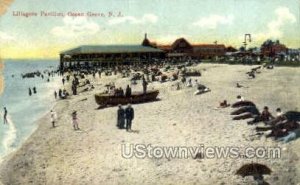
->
[0,60,61,159]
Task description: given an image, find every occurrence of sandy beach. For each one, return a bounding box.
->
[0,63,299,185]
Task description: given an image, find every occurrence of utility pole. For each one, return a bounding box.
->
[214,41,218,62]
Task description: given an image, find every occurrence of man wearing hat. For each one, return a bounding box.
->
[142,76,148,94]
[117,105,125,129]
[125,104,134,131]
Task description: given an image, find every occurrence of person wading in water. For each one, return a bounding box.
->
[3,107,8,124]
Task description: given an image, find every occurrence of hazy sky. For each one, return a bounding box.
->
[0,0,299,59]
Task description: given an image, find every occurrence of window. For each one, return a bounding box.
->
[179,42,186,47]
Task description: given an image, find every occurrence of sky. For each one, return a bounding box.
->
[0,0,299,59]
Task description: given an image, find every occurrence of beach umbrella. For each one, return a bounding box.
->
[236,163,272,177]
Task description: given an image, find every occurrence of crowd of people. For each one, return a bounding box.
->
[53,60,299,143]
[219,95,300,143]
[112,85,133,97]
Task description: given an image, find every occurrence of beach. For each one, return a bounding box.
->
[0,60,61,159]
[0,63,299,185]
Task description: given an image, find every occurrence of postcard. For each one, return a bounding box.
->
[0,0,299,184]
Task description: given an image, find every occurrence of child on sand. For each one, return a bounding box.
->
[50,110,57,128]
[72,111,80,130]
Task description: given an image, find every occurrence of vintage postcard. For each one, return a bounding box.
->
[0,0,299,184]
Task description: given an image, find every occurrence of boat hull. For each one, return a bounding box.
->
[95,90,159,106]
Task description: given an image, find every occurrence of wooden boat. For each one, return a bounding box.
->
[182,71,201,77]
[95,90,159,107]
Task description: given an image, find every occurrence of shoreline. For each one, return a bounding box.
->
[0,63,299,185]
[0,61,60,160]
[0,62,61,164]
[0,98,69,184]
[0,99,59,164]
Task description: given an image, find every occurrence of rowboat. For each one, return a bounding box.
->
[95,90,159,107]
[183,71,201,77]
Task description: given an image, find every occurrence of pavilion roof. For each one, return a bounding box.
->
[61,45,164,55]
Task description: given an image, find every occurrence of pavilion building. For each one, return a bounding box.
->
[59,34,165,71]
[59,34,227,71]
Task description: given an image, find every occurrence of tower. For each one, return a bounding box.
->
[141,33,151,47]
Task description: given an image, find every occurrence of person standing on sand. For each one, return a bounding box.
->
[72,111,79,130]
[54,91,57,99]
[98,70,101,78]
[3,107,8,124]
[142,76,148,94]
[58,89,62,98]
[125,85,132,97]
[186,78,192,87]
[125,104,134,131]
[117,105,125,129]
[50,110,57,128]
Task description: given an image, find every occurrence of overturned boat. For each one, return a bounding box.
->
[95,90,159,107]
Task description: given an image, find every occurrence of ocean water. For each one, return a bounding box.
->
[0,60,61,159]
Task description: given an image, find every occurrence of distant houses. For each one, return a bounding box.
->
[260,40,287,57]
[144,36,226,59]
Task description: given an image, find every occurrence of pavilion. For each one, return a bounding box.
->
[59,36,164,71]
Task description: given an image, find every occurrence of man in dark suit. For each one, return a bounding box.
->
[117,105,125,129]
[125,85,132,97]
[125,104,134,131]
[142,77,148,94]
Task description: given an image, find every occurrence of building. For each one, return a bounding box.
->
[226,46,238,52]
[59,34,227,70]
[192,44,226,59]
[288,48,300,55]
[157,38,226,59]
[261,40,287,57]
[59,38,165,71]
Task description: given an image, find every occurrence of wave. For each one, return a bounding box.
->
[0,112,17,155]
[0,60,59,160]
